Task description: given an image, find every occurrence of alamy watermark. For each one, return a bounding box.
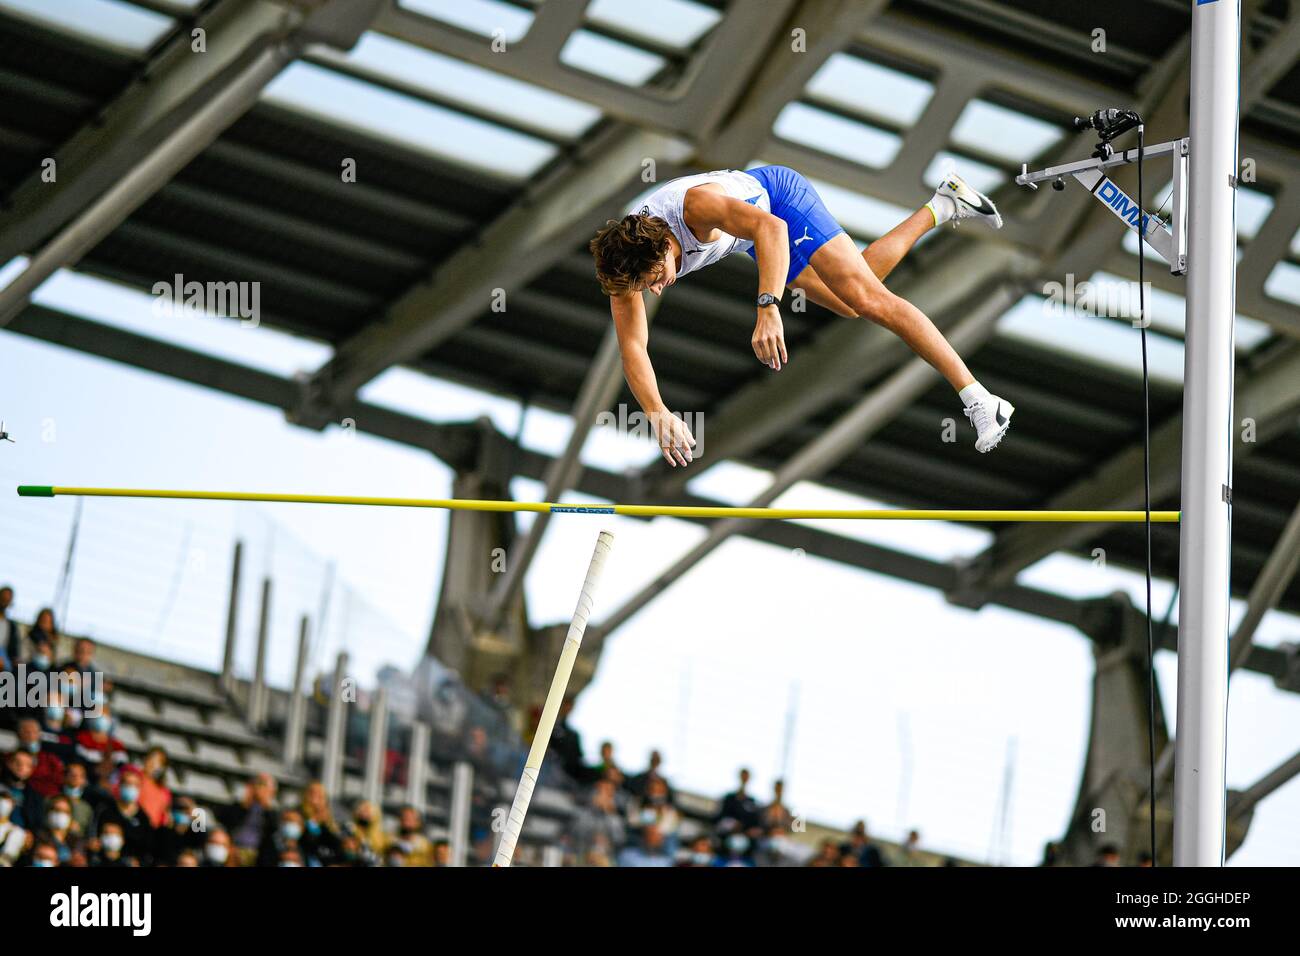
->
[1042,273,1153,326]
[151,273,261,327]
[0,664,105,717]
[595,403,705,459]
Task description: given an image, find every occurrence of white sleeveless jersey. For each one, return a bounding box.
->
[631,169,768,279]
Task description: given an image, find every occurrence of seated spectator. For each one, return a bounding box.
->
[616,824,673,867]
[716,767,762,836]
[591,740,624,789]
[549,697,587,785]
[627,749,674,801]
[896,828,926,866]
[756,823,804,867]
[715,830,756,867]
[346,800,383,864]
[29,839,60,868]
[676,834,717,868]
[37,793,82,864]
[807,838,843,868]
[432,839,451,867]
[0,585,18,665]
[61,762,94,835]
[387,805,434,867]
[27,636,55,675]
[201,828,236,867]
[218,772,278,864]
[0,791,28,866]
[59,637,110,708]
[299,779,343,866]
[2,749,45,830]
[26,608,58,663]
[72,706,127,770]
[258,807,307,867]
[841,819,887,867]
[1094,843,1121,867]
[84,756,120,815]
[626,776,680,855]
[574,778,625,859]
[153,795,204,866]
[175,848,199,867]
[16,718,64,798]
[91,765,154,865]
[89,821,134,867]
[137,746,172,828]
[761,778,794,831]
[278,847,305,867]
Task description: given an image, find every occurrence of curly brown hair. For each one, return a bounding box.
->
[589,214,674,296]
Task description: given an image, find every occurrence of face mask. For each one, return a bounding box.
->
[119,785,140,803]
[33,858,56,868]
[93,716,112,733]
[23,741,39,754]
[49,811,71,830]
[205,844,228,864]
[174,811,191,827]
[727,835,747,853]
[281,822,303,841]
[32,656,50,670]
[46,706,64,725]
[64,786,83,799]
[102,834,124,853]
[151,766,166,781]
[0,798,12,820]
[279,861,302,868]
[305,820,320,835]
[65,711,83,729]
[640,809,657,824]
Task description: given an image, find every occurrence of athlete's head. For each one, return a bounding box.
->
[589,213,676,296]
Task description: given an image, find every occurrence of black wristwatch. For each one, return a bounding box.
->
[756,292,781,308]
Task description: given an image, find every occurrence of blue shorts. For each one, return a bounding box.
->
[744,165,845,285]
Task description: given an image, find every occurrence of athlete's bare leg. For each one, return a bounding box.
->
[807,233,974,391]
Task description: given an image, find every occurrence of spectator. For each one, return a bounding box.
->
[72,706,126,769]
[757,822,805,867]
[258,807,306,867]
[574,778,625,859]
[616,824,673,867]
[201,828,235,867]
[154,795,204,866]
[90,821,134,867]
[61,762,94,834]
[716,767,762,835]
[137,746,172,828]
[715,831,756,868]
[91,765,153,864]
[626,776,680,854]
[2,749,45,830]
[219,772,278,864]
[387,805,434,867]
[60,638,110,707]
[16,718,64,797]
[27,636,54,675]
[27,607,58,659]
[347,800,383,864]
[677,834,717,868]
[30,839,60,868]
[841,819,887,867]
[299,779,343,866]
[761,778,794,831]
[37,793,81,864]
[1094,844,1121,867]
[432,839,451,867]
[549,697,587,785]
[175,848,199,867]
[807,838,843,868]
[0,791,27,866]
[591,740,624,789]
[897,829,925,866]
[627,749,673,801]
[0,585,18,664]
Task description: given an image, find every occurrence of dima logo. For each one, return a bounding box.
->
[1095,179,1154,235]
[49,886,151,936]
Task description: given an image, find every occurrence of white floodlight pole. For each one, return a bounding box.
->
[1174,0,1240,867]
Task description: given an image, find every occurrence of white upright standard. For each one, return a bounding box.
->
[1174,0,1240,867]
[493,530,614,867]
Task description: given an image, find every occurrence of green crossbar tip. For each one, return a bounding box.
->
[16,485,54,497]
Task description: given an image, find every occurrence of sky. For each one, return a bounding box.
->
[1,0,1299,867]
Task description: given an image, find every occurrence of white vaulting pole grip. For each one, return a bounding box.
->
[493,530,614,867]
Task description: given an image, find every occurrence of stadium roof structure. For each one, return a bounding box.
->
[2,0,1299,661]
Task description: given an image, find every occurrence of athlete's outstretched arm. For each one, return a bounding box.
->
[610,291,696,467]
[683,188,790,370]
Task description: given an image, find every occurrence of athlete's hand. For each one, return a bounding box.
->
[752,306,788,371]
[650,409,696,468]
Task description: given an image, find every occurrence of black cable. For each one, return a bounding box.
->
[1135,120,1158,866]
